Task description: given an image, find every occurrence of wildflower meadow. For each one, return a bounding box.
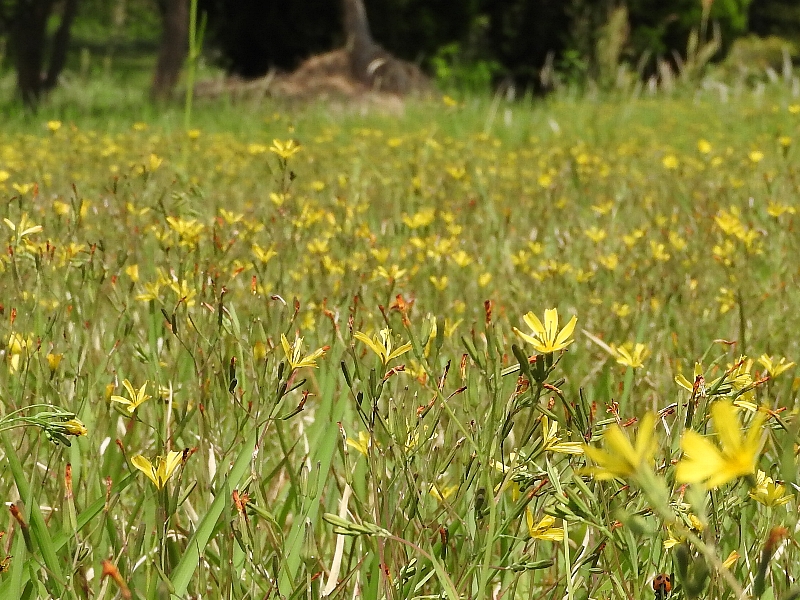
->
[1,91,800,600]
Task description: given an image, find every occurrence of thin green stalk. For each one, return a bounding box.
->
[183,0,199,130]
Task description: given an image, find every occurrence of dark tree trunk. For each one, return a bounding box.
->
[342,0,380,81]
[12,0,55,106]
[44,0,81,90]
[151,0,189,101]
[341,0,415,93]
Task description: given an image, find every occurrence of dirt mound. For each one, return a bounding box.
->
[195,48,431,112]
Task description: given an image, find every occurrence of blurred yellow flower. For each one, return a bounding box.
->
[46,353,63,373]
[132,451,183,489]
[513,308,577,355]
[675,400,767,488]
[270,139,301,159]
[584,227,607,243]
[125,264,140,282]
[47,120,62,132]
[583,412,657,480]
[757,354,795,378]
[748,470,792,507]
[346,431,372,456]
[7,332,31,373]
[613,342,650,369]
[4,213,43,239]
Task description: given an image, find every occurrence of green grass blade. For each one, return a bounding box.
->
[169,424,259,597]
[2,432,65,597]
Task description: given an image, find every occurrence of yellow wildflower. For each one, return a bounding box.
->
[131,451,183,489]
[675,400,767,488]
[748,470,792,507]
[270,139,301,159]
[613,343,650,369]
[757,354,795,378]
[526,512,564,541]
[111,379,151,413]
[281,334,326,370]
[354,328,412,365]
[541,416,584,454]
[513,308,577,355]
[583,412,657,481]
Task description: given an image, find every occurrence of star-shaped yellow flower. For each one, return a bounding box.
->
[354,328,412,365]
[513,308,577,354]
[526,512,564,541]
[281,333,326,370]
[583,412,657,481]
[675,400,767,489]
[132,452,183,489]
[270,139,301,160]
[111,379,151,413]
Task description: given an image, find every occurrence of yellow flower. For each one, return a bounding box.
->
[4,213,43,239]
[748,470,792,507]
[541,416,584,454]
[7,332,31,373]
[675,400,767,489]
[757,354,796,378]
[59,418,88,437]
[281,333,326,370]
[252,243,278,264]
[526,512,564,541]
[430,484,458,503]
[270,139,301,159]
[125,264,140,283]
[111,379,152,413]
[135,281,162,303]
[584,227,607,243]
[429,275,448,291]
[613,343,650,369]
[583,412,657,481]
[354,328,412,365]
[697,139,712,154]
[131,451,183,489]
[722,551,740,569]
[513,308,577,355]
[47,120,62,132]
[346,431,372,456]
[253,341,267,362]
[46,353,63,373]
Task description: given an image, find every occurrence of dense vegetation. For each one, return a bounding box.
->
[0,84,799,598]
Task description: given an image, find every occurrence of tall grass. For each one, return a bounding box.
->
[0,84,799,599]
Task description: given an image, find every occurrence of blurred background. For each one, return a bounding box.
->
[0,0,799,107]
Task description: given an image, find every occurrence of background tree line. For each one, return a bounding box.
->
[0,0,799,105]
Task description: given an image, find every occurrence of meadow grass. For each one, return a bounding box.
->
[0,84,799,600]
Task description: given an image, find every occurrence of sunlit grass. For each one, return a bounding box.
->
[0,89,799,599]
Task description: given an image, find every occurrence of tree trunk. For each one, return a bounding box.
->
[151,0,189,101]
[12,0,55,106]
[342,0,380,82]
[44,0,81,91]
